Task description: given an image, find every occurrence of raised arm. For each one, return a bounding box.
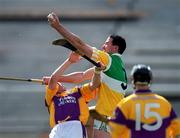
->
[43,53,94,85]
[47,12,93,58]
[47,52,80,90]
[89,63,106,91]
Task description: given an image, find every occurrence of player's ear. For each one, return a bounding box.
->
[131,78,136,89]
[113,45,119,52]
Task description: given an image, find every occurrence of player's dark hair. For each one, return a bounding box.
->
[131,64,152,84]
[110,35,126,54]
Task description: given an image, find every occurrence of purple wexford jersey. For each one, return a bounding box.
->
[45,84,91,128]
[53,91,81,123]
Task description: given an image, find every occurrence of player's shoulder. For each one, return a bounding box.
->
[153,93,171,104]
[111,53,122,58]
[109,53,123,65]
[117,94,136,106]
[93,47,108,56]
[68,86,80,94]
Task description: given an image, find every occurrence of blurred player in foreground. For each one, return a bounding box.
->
[109,64,180,138]
[47,12,128,138]
[43,52,105,138]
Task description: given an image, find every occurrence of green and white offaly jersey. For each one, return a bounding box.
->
[102,53,127,94]
[91,47,128,117]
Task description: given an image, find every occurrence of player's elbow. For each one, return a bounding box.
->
[49,74,58,84]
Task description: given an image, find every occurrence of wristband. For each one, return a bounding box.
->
[94,67,101,74]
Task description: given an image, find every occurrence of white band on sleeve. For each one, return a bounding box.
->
[91,47,99,62]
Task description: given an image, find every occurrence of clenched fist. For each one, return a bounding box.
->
[47,12,61,29]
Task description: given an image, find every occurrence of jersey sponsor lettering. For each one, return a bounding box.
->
[58,96,77,106]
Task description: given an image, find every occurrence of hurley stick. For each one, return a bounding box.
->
[52,39,100,67]
[0,77,43,84]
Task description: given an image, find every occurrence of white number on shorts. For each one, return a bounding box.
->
[135,103,162,131]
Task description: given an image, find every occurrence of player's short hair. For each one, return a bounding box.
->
[131,64,152,85]
[110,35,126,54]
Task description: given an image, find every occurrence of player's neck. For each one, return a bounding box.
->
[135,85,150,90]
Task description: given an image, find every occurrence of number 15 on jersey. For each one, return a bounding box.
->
[135,103,163,131]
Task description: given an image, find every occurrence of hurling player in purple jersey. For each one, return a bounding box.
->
[109,64,180,138]
[43,52,105,138]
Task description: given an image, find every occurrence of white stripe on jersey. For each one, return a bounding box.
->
[101,73,126,94]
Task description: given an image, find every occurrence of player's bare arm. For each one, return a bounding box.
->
[43,69,93,84]
[48,60,71,90]
[89,63,105,91]
[47,52,80,90]
[43,52,94,84]
[47,12,93,58]
[58,67,94,83]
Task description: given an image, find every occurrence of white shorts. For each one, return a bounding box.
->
[49,120,86,138]
[94,120,110,132]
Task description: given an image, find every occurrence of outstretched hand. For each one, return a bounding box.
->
[42,76,50,85]
[47,12,60,29]
[68,52,82,63]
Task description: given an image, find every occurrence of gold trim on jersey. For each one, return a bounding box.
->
[103,53,111,72]
[91,47,99,61]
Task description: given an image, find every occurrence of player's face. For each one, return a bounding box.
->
[101,37,118,53]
